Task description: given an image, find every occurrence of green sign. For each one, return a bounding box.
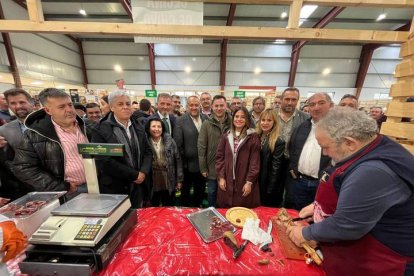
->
[234,90,246,98]
[77,143,124,157]
[145,89,157,98]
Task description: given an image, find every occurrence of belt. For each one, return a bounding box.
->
[298,172,319,181]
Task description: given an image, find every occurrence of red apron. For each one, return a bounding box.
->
[314,135,414,276]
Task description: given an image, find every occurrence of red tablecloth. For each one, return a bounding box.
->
[100,207,325,276]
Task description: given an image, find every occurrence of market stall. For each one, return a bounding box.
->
[100,207,325,275]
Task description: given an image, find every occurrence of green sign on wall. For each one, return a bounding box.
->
[234,90,246,98]
[145,90,157,98]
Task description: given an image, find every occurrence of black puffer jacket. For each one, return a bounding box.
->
[13,109,87,192]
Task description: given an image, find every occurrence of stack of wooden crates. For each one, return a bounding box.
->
[381,30,414,155]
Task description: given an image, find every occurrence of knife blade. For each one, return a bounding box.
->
[291,216,312,222]
[233,240,248,259]
[260,220,273,251]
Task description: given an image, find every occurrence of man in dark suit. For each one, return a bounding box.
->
[0,88,34,199]
[174,96,208,207]
[147,93,176,136]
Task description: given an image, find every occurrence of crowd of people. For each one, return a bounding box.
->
[0,87,413,274]
[0,87,400,209]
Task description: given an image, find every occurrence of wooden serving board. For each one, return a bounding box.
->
[271,217,306,261]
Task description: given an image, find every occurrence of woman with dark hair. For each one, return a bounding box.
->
[145,117,183,206]
[100,95,111,116]
[256,108,285,207]
[215,107,261,208]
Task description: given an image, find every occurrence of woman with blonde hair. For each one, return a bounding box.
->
[256,108,285,207]
[215,107,261,208]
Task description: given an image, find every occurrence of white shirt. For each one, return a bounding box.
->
[298,120,321,178]
[114,115,132,140]
[190,115,202,132]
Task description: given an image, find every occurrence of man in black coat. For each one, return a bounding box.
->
[13,88,88,200]
[174,96,208,207]
[289,92,333,210]
[92,90,152,208]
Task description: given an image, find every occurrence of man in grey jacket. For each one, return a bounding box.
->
[276,87,309,208]
[174,96,208,207]
[198,95,231,207]
[0,88,34,199]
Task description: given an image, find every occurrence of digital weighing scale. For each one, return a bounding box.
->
[19,144,137,275]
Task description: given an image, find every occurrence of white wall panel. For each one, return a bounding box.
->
[157,71,219,85]
[227,72,288,86]
[364,74,396,88]
[85,55,149,70]
[373,46,401,60]
[298,58,359,73]
[227,57,290,72]
[14,49,82,83]
[83,42,148,55]
[155,44,220,56]
[368,60,399,74]
[0,43,10,68]
[10,34,80,67]
[295,73,356,88]
[156,56,219,71]
[88,70,151,84]
[38,34,78,52]
[2,0,29,20]
[227,44,292,58]
[301,45,362,58]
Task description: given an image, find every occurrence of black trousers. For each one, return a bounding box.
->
[281,156,295,209]
[181,170,206,207]
[151,190,173,207]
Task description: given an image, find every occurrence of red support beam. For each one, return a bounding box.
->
[119,0,132,19]
[354,22,411,99]
[148,43,156,90]
[220,4,237,91]
[0,1,22,88]
[288,6,345,87]
[76,40,88,88]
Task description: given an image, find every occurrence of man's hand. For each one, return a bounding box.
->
[286,225,307,247]
[201,172,208,178]
[0,136,7,149]
[134,172,146,184]
[242,182,252,197]
[0,198,10,207]
[299,203,315,221]
[68,183,78,193]
[0,221,26,262]
[218,178,226,191]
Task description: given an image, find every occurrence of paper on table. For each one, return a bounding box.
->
[241,218,272,246]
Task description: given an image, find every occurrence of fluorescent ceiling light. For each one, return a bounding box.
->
[376,13,386,21]
[31,81,44,85]
[184,66,192,73]
[192,57,197,62]
[274,39,286,44]
[322,68,331,75]
[300,5,318,19]
[114,64,122,72]
[281,11,288,19]
[254,67,261,74]
[138,56,144,61]
[79,9,87,16]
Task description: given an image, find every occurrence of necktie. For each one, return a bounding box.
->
[162,117,170,134]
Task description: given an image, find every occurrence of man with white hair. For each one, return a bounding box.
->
[92,90,152,208]
[288,107,414,275]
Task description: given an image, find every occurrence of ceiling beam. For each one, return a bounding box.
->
[288,6,345,86]
[165,0,414,8]
[27,0,44,22]
[220,3,237,90]
[76,40,89,88]
[287,0,302,29]
[119,0,132,19]
[355,22,411,99]
[0,20,409,43]
[0,1,22,88]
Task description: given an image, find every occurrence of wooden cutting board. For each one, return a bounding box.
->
[271,216,307,261]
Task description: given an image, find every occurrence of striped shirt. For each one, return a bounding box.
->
[52,119,87,185]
